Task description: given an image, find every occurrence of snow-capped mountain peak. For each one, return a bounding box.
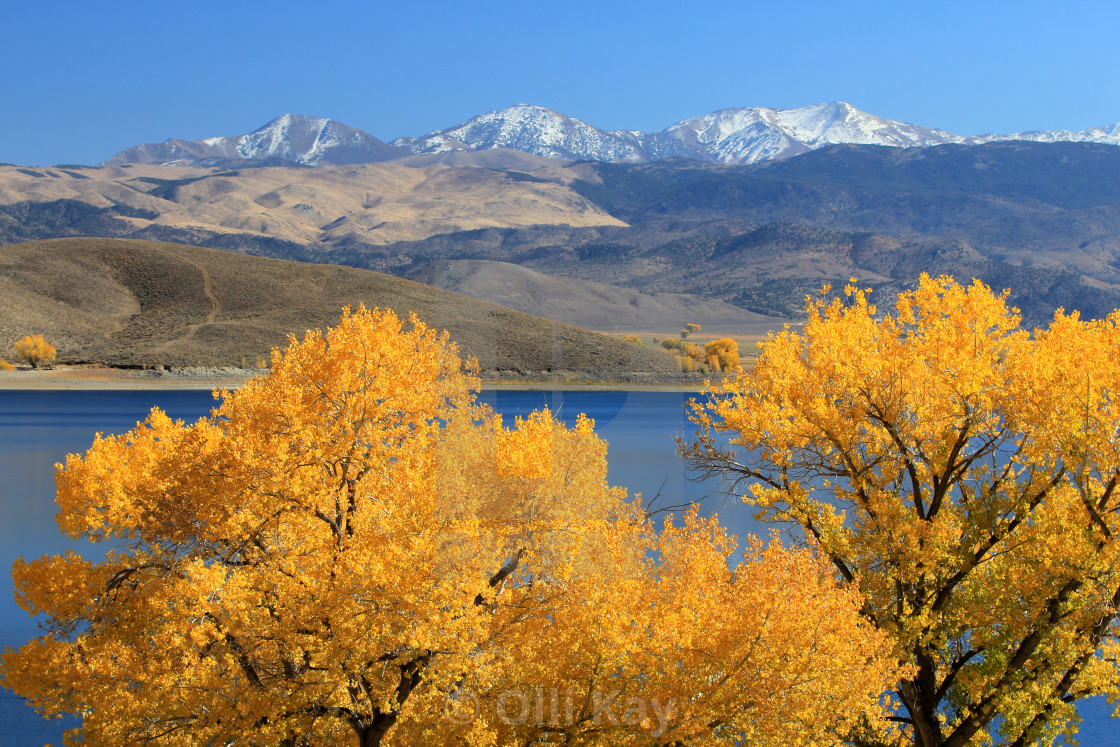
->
[647,102,967,164]
[390,104,649,162]
[392,101,978,166]
[103,114,402,167]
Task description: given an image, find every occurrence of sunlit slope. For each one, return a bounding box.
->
[0,238,679,378]
[0,163,625,246]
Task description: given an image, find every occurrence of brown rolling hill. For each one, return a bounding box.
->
[0,238,685,382]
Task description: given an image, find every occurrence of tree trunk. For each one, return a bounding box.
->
[356,713,398,747]
[899,677,944,747]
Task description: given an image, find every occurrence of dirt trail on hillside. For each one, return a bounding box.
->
[182,255,221,324]
[156,248,223,346]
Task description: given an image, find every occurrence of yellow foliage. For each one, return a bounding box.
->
[0,360,13,371]
[684,275,1120,745]
[1,306,899,746]
[704,337,740,372]
[406,512,898,746]
[13,334,56,369]
[622,334,643,346]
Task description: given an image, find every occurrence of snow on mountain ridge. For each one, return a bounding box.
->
[647,102,970,164]
[395,101,985,165]
[232,115,349,161]
[102,114,401,167]
[105,105,1120,168]
[391,104,649,162]
[971,122,1120,147]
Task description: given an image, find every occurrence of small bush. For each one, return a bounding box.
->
[14,335,56,369]
[622,335,643,346]
[0,360,14,371]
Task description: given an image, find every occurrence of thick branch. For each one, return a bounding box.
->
[944,578,1082,747]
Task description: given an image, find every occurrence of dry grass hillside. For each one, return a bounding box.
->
[406,259,785,335]
[0,163,624,247]
[0,238,683,381]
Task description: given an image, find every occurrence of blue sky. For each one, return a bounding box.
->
[2,0,1119,165]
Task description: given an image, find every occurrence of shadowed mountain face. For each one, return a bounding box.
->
[0,238,684,381]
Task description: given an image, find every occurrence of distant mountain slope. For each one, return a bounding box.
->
[405,259,783,334]
[383,218,1120,328]
[0,238,683,381]
[753,140,1120,210]
[563,142,1120,285]
[103,114,405,168]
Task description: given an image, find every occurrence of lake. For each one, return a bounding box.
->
[0,389,1116,745]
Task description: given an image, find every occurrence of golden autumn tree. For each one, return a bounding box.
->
[683,276,1120,747]
[704,338,741,373]
[393,508,898,746]
[2,306,898,746]
[14,333,56,368]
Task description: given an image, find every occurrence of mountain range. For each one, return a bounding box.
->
[102,103,1120,169]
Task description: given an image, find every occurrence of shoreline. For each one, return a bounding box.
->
[0,366,709,393]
